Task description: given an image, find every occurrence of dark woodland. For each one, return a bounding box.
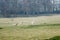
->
[0,0,60,17]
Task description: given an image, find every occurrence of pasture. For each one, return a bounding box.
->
[0,14,60,40]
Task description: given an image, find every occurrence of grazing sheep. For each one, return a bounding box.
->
[32,19,35,25]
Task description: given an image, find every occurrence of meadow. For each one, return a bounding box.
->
[0,14,60,40]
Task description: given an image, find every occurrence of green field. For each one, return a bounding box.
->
[0,15,60,40]
[0,24,60,40]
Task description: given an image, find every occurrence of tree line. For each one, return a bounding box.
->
[0,0,60,17]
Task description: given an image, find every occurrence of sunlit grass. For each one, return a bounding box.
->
[0,15,60,40]
[0,24,60,40]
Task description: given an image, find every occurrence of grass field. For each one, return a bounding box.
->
[0,14,60,40]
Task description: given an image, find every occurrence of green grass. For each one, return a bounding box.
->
[20,24,60,29]
[0,15,60,40]
[0,24,60,40]
[48,36,60,40]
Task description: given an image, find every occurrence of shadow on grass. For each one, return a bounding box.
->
[0,27,3,29]
[20,24,60,29]
[47,36,60,40]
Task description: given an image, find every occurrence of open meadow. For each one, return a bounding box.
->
[0,14,60,40]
